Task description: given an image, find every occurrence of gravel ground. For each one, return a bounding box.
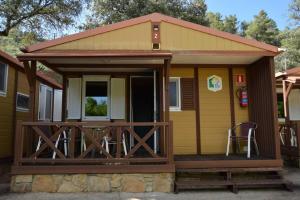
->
[0,167,299,200]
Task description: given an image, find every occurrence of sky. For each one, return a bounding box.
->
[205,0,291,30]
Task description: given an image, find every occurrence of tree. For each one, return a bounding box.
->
[289,0,300,25]
[239,21,249,37]
[0,0,85,37]
[275,27,300,71]
[223,15,238,34]
[245,10,280,46]
[206,12,224,31]
[0,28,41,55]
[81,0,208,29]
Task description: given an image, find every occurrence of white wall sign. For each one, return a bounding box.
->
[207,75,222,92]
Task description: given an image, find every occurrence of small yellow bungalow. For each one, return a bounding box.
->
[0,50,62,161]
[11,13,286,193]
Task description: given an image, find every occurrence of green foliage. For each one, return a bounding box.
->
[0,0,85,37]
[85,97,107,116]
[81,0,209,29]
[289,0,300,25]
[0,29,41,55]
[245,10,280,46]
[275,28,300,71]
[223,15,238,34]
[206,12,224,31]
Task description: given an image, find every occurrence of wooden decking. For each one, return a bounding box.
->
[174,166,292,193]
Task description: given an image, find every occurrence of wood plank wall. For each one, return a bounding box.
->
[247,57,280,159]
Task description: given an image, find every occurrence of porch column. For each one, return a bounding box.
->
[23,60,37,121]
[23,60,37,156]
[282,79,293,121]
[164,59,171,122]
[62,75,67,121]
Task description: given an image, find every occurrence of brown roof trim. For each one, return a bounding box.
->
[23,13,280,53]
[0,49,23,68]
[0,50,62,89]
[17,50,173,61]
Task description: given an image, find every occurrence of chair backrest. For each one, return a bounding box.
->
[239,122,258,137]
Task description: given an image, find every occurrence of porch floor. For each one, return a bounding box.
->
[174,154,273,161]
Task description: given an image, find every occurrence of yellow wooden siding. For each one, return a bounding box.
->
[160,22,263,51]
[171,111,197,154]
[170,67,194,77]
[47,22,152,50]
[0,66,15,158]
[170,67,196,154]
[16,72,30,124]
[232,67,249,124]
[199,68,231,154]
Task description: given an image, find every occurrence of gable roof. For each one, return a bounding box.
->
[0,49,62,89]
[23,13,280,53]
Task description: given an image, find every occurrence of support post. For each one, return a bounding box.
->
[164,59,170,122]
[23,61,37,156]
[62,75,67,121]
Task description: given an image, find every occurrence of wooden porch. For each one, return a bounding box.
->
[12,121,175,174]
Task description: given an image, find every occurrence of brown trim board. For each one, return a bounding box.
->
[194,67,201,154]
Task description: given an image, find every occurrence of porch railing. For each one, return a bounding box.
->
[13,121,173,167]
[279,122,300,157]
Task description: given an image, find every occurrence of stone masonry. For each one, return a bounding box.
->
[11,173,174,193]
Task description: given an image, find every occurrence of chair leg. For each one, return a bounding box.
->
[247,133,251,159]
[122,136,128,156]
[52,133,61,159]
[63,131,68,156]
[226,130,231,156]
[253,138,259,156]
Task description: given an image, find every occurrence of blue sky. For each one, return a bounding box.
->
[206,0,291,30]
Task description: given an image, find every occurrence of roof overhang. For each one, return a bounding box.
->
[17,50,275,73]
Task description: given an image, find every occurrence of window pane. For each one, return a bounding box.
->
[85,81,108,117]
[17,94,29,109]
[277,93,284,118]
[45,90,52,120]
[169,81,178,107]
[0,64,6,91]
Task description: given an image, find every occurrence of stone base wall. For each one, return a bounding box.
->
[11,173,174,193]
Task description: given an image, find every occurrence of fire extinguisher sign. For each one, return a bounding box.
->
[236,74,246,86]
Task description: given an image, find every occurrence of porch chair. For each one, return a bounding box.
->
[226,122,259,158]
[101,128,128,156]
[279,125,298,147]
[35,125,69,159]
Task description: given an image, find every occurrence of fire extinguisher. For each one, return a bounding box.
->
[236,86,248,107]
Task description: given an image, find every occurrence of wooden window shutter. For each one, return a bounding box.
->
[181,78,195,110]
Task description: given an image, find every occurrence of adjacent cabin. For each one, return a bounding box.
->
[0,50,62,161]
[11,13,284,193]
[276,67,300,167]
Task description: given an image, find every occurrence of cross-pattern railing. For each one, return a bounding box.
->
[13,121,173,166]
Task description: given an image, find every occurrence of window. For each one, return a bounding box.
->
[16,93,29,112]
[169,77,181,111]
[39,84,53,121]
[82,76,110,120]
[0,62,8,96]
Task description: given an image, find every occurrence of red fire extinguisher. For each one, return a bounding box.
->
[236,87,248,107]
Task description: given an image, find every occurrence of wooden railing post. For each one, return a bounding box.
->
[116,127,122,158]
[168,121,174,164]
[69,127,76,158]
[14,120,23,166]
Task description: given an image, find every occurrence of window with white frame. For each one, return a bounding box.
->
[16,93,29,112]
[0,62,8,96]
[39,84,53,121]
[82,76,110,120]
[169,77,181,111]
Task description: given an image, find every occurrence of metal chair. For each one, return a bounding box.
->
[226,122,259,158]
